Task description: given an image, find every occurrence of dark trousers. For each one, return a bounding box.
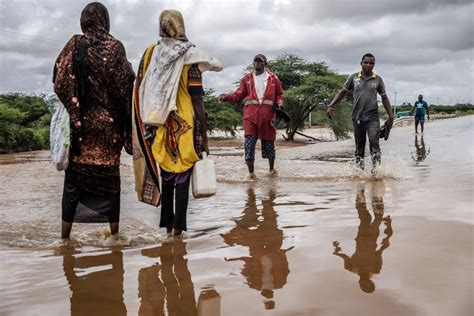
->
[62,168,120,223]
[159,177,191,231]
[244,135,276,161]
[415,115,425,131]
[353,119,381,161]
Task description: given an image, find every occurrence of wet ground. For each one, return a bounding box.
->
[0,116,472,316]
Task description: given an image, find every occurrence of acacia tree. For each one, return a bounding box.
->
[237,53,353,140]
[267,53,352,140]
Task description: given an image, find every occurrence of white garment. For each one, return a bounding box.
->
[253,71,269,104]
[139,38,223,126]
[49,96,70,171]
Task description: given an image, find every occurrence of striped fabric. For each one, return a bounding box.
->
[142,168,161,205]
[132,44,161,206]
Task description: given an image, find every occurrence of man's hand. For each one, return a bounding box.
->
[427,115,431,121]
[385,116,394,129]
[218,94,227,102]
[203,138,209,156]
[326,105,336,119]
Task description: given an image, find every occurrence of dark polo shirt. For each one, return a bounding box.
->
[343,71,387,121]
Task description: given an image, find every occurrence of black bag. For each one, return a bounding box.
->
[379,125,391,140]
[272,104,291,124]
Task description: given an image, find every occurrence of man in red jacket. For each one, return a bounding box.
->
[220,54,284,179]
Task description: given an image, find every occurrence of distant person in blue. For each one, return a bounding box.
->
[411,95,430,133]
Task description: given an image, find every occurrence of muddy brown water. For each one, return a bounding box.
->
[0,117,472,316]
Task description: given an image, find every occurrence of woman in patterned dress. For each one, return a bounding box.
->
[53,2,135,238]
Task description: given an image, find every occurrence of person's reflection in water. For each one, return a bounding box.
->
[221,188,293,309]
[411,134,430,163]
[63,251,126,315]
[332,182,393,293]
[139,240,197,316]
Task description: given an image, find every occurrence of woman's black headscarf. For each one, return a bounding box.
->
[75,2,115,107]
[80,2,110,36]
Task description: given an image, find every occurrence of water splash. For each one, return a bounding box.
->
[216,154,411,184]
[0,221,168,251]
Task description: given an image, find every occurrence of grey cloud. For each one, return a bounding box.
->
[0,0,472,105]
[272,0,472,24]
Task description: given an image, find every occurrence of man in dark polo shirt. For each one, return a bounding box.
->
[326,53,394,174]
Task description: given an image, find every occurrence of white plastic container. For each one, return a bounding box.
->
[192,152,217,198]
[49,97,70,171]
[197,289,221,316]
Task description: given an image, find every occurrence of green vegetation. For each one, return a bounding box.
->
[226,53,353,140]
[267,54,352,140]
[0,93,51,154]
[394,103,474,115]
[1,68,472,153]
[204,89,241,136]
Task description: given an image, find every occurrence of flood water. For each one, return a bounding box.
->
[0,116,472,316]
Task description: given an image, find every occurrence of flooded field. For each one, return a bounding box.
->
[0,116,472,316]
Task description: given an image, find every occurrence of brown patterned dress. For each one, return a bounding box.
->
[53,3,135,223]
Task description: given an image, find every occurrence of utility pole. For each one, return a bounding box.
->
[437,97,440,105]
[393,91,398,115]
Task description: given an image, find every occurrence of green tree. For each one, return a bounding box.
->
[0,103,25,151]
[265,53,352,140]
[204,89,241,136]
[0,93,51,153]
[242,53,354,140]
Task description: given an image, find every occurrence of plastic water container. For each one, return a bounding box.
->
[192,152,217,198]
[197,289,221,316]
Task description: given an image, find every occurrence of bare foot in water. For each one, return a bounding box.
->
[110,222,119,235]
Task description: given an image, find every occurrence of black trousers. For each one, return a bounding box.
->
[159,177,191,231]
[353,119,381,158]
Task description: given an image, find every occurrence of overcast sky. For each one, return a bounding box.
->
[0,0,472,105]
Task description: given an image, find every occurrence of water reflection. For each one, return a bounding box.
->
[140,240,198,316]
[221,188,293,309]
[332,182,393,293]
[197,288,221,316]
[411,134,430,163]
[63,251,126,315]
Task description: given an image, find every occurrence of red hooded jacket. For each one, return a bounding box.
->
[223,70,283,141]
